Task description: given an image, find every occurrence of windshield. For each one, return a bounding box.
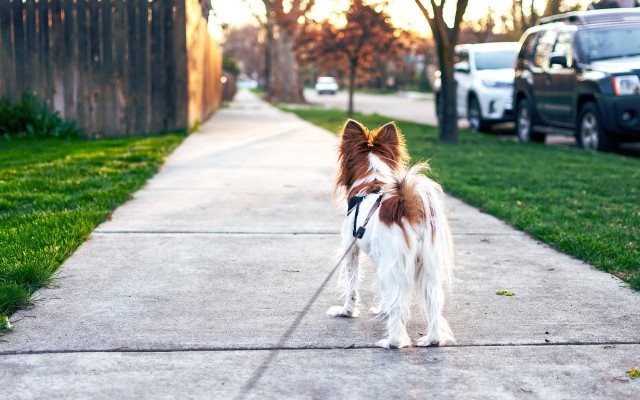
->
[474,49,518,70]
[317,77,336,83]
[577,26,640,62]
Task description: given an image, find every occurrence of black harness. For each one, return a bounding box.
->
[347,188,382,238]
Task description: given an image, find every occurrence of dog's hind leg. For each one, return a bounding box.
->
[416,276,455,347]
[375,252,413,348]
[327,244,360,318]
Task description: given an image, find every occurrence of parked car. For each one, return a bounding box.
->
[237,78,258,90]
[513,8,640,151]
[435,42,520,132]
[315,76,339,95]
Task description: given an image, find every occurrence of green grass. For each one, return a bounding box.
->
[282,107,640,290]
[354,88,399,95]
[0,133,186,328]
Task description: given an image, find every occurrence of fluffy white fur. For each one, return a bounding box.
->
[327,162,455,349]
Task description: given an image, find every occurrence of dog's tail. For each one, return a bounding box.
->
[388,162,455,344]
[384,162,454,283]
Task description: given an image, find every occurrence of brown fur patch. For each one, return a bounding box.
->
[348,179,383,198]
[336,120,408,193]
[379,179,426,243]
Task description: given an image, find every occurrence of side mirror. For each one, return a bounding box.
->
[549,53,569,69]
[454,62,470,73]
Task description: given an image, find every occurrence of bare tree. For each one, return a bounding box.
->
[222,25,267,83]
[262,0,315,103]
[414,0,469,142]
[308,0,403,116]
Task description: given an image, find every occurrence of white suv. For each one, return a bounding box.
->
[315,76,339,95]
[435,42,520,132]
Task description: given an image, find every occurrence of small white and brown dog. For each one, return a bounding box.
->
[327,119,455,348]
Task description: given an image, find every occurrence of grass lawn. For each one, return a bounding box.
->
[0,134,185,328]
[282,107,640,290]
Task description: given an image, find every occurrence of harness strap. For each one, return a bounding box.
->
[353,194,383,238]
[347,187,381,214]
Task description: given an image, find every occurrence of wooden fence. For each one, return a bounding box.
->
[0,0,222,137]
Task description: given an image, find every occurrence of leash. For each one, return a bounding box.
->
[237,193,383,398]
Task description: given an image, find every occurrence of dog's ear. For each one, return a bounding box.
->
[375,122,400,145]
[341,119,367,141]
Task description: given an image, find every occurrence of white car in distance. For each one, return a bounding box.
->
[435,42,520,132]
[315,76,339,95]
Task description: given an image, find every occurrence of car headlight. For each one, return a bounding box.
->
[612,75,640,95]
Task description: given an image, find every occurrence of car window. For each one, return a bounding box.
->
[454,50,469,64]
[576,26,640,62]
[475,49,518,70]
[552,32,573,68]
[533,30,557,68]
[519,32,539,61]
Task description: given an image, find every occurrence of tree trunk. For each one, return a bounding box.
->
[267,27,306,103]
[263,20,275,91]
[543,0,562,17]
[348,60,357,117]
[438,44,458,142]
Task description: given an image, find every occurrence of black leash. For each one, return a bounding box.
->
[237,193,383,398]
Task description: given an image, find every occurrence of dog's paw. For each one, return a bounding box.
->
[368,304,382,315]
[376,336,412,349]
[326,306,359,318]
[416,333,455,347]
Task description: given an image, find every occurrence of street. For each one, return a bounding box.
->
[304,88,443,126]
[305,88,640,154]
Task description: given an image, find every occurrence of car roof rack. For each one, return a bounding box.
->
[538,8,640,26]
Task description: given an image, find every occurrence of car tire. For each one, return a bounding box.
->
[516,98,545,143]
[577,102,618,152]
[468,97,491,133]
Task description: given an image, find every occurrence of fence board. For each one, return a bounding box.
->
[112,0,127,134]
[37,0,52,104]
[62,0,76,120]
[77,0,90,131]
[135,0,149,134]
[150,0,166,133]
[0,1,13,96]
[0,0,221,137]
[12,0,26,96]
[100,0,118,136]
[50,0,65,113]
[125,0,137,134]
[25,0,38,96]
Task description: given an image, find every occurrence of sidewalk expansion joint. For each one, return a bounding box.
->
[2,341,639,357]
[92,231,522,236]
[92,231,341,235]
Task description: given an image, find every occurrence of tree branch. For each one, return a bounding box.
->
[414,0,438,43]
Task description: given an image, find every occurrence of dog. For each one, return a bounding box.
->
[327,119,455,348]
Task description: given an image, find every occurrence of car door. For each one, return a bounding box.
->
[545,30,577,128]
[530,30,557,124]
[454,49,471,117]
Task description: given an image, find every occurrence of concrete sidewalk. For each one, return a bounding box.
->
[2,90,639,398]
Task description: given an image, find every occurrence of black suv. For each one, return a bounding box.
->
[513,9,640,151]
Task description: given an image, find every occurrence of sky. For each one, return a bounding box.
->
[209,0,570,39]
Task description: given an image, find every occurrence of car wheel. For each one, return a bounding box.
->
[577,102,618,152]
[516,98,545,143]
[468,97,491,133]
